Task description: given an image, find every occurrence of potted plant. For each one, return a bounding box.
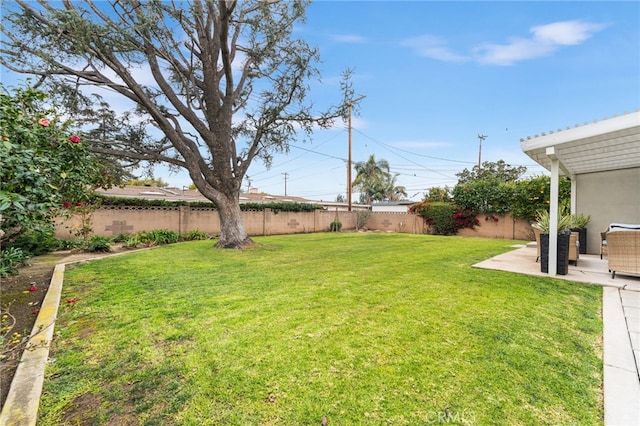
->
[570,213,591,254]
[533,210,573,275]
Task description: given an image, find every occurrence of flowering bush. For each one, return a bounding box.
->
[0,84,109,249]
[410,201,479,236]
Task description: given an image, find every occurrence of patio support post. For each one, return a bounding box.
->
[546,147,559,275]
[570,178,577,214]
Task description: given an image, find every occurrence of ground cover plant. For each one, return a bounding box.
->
[39,233,602,425]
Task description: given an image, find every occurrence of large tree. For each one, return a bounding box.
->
[455,160,526,184]
[1,0,351,248]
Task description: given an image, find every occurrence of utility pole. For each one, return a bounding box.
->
[477,134,487,170]
[282,172,289,196]
[347,95,366,211]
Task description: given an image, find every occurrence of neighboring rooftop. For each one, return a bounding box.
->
[95,186,371,210]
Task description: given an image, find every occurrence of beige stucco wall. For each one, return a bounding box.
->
[457,213,533,240]
[576,167,640,254]
[56,207,532,241]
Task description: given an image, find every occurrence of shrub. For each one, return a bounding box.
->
[85,236,112,253]
[9,226,60,256]
[139,229,181,246]
[355,211,371,230]
[329,221,342,232]
[511,175,572,222]
[185,230,209,241]
[97,195,324,212]
[452,179,515,217]
[124,235,142,249]
[56,239,84,250]
[410,201,479,236]
[0,247,29,277]
[111,233,131,243]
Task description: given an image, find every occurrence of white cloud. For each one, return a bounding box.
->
[531,20,606,45]
[475,20,607,66]
[403,20,606,66]
[401,35,469,63]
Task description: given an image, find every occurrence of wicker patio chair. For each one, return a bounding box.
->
[569,232,579,265]
[600,231,608,259]
[607,230,640,278]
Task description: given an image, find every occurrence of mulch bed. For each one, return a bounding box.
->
[1,263,55,408]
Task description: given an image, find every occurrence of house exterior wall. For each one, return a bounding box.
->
[56,208,532,241]
[576,167,640,254]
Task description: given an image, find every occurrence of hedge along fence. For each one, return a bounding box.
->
[55,204,533,241]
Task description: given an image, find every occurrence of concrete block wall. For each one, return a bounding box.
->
[55,206,533,240]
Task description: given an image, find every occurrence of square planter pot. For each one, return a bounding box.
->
[540,232,571,275]
[571,227,587,254]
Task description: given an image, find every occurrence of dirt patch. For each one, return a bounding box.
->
[0,246,138,410]
[60,391,103,425]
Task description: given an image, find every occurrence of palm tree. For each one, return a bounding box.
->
[353,154,407,204]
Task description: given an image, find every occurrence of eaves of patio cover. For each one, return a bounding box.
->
[520,110,640,275]
[520,111,640,177]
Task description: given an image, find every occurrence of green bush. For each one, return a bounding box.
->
[139,229,182,245]
[98,195,324,212]
[185,230,209,241]
[329,221,342,232]
[56,239,84,250]
[9,226,60,256]
[452,179,515,216]
[0,247,30,277]
[111,233,132,243]
[511,176,572,222]
[410,202,479,236]
[85,236,112,253]
[124,235,142,249]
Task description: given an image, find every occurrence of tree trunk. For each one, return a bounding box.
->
[214,194,254,249]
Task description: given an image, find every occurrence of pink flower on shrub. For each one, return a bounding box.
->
[68,135,81,143]
[38,118,50,127]
[75,202,83,207]
[62,201,71,208]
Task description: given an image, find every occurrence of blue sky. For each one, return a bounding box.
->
[244,1,639,201]
[3,1,639,202]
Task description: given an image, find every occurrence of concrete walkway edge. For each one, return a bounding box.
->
[603,286,640,425]
[0,264,65,426]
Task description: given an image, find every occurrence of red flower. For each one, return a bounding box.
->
[66,297,77,304]
[62,201,71,208]
[38,118,50,127]
[68,135,81,143]
[75,202,83,207]
[29,284,38,292]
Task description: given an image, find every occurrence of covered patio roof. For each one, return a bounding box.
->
[519,109,640,276]
[520,110,640,177]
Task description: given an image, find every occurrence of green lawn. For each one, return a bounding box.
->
[40,233,602,425]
